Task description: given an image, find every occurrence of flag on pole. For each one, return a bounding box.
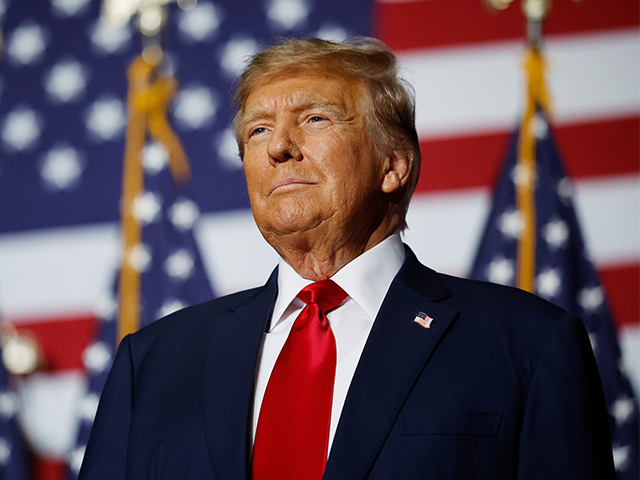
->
[0,344,31,480]
[470,47,639,479]
[68,57,215,478]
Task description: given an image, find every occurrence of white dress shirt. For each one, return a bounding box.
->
[251,233,406,453]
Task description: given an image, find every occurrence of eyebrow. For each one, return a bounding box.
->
[293,98,344,114]
[240,98,346,130]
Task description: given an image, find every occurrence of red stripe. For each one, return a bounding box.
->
[375,0,640,51]
[557,116,640,179]
[32,457,66,480]
[12,314,98,371]
[416,116,640,193]
[599,263,640,329]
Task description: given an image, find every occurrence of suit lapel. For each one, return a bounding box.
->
[202,270,278,480]
[324,248,459,480]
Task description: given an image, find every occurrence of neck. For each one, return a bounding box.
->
[268,214,400,281]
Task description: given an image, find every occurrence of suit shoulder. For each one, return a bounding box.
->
[433,274,592,383]
[443,274,569,319]
[437,273,581,348]
[126,284,267,353]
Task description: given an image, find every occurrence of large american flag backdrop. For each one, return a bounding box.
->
[0,0,637,478]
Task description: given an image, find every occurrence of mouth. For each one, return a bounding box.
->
[270,178,314,194]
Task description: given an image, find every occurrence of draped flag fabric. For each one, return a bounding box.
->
[68,136,215,476]
[469,108,639,478]
[0,344,30,480]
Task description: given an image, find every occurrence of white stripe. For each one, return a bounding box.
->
[16,371,86,459]
[0,224,119,319]
[620,325,640,397]
[399,29,640,139]
[195,209,278,296]
[0,175,636,317]
[403,188,491,275]
[574,175,640,267]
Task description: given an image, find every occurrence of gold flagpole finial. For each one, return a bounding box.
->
[485,0,552,48]
[100,0,197,64]
[522,0,550,48]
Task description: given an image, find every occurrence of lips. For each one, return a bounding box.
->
[269,178,314,194]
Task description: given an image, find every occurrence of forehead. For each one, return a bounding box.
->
[244,64,366,114]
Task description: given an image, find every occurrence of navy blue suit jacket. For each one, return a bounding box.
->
[79,248,615,479]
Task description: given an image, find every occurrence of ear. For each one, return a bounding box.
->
[381,150,413,194]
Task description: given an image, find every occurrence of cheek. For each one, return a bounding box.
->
[304,130,360,170]
[243,156,268,197]
[321,139,377,192]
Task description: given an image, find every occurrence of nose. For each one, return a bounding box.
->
[266,124,303,165]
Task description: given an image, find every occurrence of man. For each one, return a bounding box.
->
[79,37,615,480]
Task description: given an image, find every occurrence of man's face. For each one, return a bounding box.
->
[240,66,389,248]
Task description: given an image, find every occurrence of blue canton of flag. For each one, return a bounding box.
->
[68,141,215,477]
[0,344,30,480]
[470,111,640,479]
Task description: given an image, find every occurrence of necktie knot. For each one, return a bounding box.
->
[297,279,347,313]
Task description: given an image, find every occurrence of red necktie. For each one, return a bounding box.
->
[252,279,347,480]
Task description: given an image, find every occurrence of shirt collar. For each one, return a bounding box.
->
[270,233,405,331]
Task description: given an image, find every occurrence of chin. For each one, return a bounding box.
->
[261,211,324,238]
[270,219,314,236]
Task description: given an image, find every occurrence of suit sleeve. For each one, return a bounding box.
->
[78,335,134,480]
[516,313,616,479]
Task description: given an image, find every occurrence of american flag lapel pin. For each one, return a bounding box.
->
[413,311,434,329]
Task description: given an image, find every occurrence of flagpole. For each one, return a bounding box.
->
[101,0,193,341]
[485,0,553,292]
[515,0,548,292]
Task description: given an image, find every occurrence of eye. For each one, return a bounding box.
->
[250,126,267,137]
[309,116,325,123]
